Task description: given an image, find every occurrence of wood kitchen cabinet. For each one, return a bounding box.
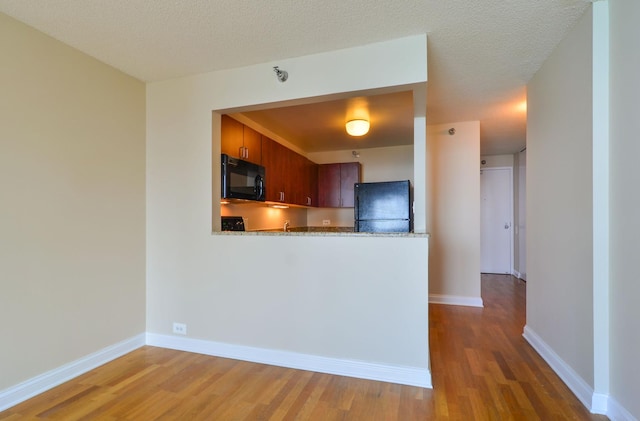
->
[288,152,306,205]
[303,158,319,207]
[317,162,361,208]
[261,135,288,203]
[261,135,319,206]
[220,115,262,164]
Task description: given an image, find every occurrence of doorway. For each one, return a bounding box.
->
[480,167,513,274]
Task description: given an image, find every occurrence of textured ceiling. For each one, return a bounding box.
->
[0,0,590,154]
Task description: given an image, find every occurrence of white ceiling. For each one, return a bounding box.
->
[0,0,590,155]
[238,91,415,153]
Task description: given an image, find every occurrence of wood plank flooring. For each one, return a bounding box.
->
[0,274,608,420]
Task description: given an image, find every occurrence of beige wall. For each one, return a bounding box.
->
[526,6,594,387]
[427,122,481,300]
[0,14,146,390]
[610,0,640,417]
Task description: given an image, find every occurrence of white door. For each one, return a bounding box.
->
[481,168,512,273]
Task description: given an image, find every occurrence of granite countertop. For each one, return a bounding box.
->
[217,226,429,237]
[258,226,354,233]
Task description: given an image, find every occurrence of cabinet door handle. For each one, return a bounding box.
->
[244,147,248,160]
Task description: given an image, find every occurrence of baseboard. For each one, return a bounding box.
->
[0,333,146,412]
[146,333,432,389]
[522,325,595,412]
[428,294,483,307]
[607,396,639,421]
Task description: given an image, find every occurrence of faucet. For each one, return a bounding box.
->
[283,220,290,232]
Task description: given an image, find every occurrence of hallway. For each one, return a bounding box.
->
[429,274,607,419]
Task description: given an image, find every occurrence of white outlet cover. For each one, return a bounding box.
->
[173,322,187,335]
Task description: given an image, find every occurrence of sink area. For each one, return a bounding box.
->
[255,226,354,233]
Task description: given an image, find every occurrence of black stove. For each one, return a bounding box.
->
[221,216,245,231]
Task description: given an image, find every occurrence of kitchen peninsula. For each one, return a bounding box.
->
[148,35,431,389]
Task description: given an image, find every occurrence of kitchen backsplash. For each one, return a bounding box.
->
[220,202,356,231]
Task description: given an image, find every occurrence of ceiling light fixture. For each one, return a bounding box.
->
[345,119,370,137]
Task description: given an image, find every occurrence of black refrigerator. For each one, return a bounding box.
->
[354,180,413,233]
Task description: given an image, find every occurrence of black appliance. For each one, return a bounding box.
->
[221,216,246,231]
[221,154,265,201]
[354,180,413,233]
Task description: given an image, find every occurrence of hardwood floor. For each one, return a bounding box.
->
[1,274,608,420]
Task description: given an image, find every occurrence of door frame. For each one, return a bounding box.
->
[480,166,514,275]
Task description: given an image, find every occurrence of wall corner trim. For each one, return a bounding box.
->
[428,294,483,307]
[0,333,146,412]
[591,393,609,415]
[146,333,432,389]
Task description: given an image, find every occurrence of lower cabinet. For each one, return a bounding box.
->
[317,162,362,208]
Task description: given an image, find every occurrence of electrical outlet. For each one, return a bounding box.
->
[172,322,187,335]
[322,219,331,225]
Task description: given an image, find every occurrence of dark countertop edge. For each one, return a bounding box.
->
[213,231,430,238]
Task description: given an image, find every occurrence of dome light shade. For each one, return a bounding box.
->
[345,119,370,136]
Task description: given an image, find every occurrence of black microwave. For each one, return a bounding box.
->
[221,154,265,201]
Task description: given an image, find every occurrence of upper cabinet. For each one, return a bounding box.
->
[317,162,361,208]
[261,135,319,206]
[261,135,287,203]
[221,115,262,165]
[303,158,318,207]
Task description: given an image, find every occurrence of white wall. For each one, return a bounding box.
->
[426,122,481,303]
[0,13,146,390]
[609,0,640,418]
[481,154,514,168]
[526,5,594,391]
[146,36,431,383]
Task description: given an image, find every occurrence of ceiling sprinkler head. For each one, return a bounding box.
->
[273,66,288,83]
[448,128,456,135]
